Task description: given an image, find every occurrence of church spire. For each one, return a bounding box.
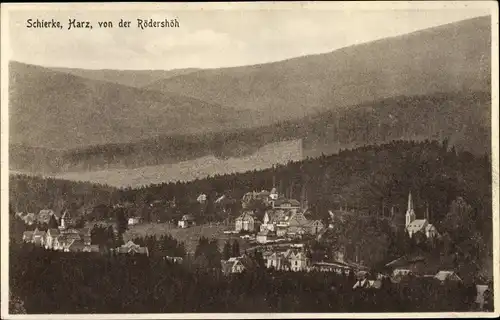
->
[405,191,416,227]
[407,192,414,213]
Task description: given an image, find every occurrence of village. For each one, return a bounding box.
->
[14,182,492,311]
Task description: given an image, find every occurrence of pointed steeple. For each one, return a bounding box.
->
[407,192,414,213]
[405,191,416,227]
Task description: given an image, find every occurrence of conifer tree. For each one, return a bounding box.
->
[222,240,231,260]
[231,240,240,257]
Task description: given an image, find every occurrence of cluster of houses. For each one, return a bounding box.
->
[263,246,313,272]
[221,244,478,291]
[18,208,98,252]
[17,208,154,255]
[221,243,357,275]
[23,227,99,253]
[16,209,76,228]
[22,226,155,256]
[234,188,325,243]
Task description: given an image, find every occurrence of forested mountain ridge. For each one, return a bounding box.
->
[9,61,262,150]
[9,16,492,188]
[49,66,200,88]
[10,91,491,176]
[10,139,492,234]
[9,16,491,153]
[146,16,491,122]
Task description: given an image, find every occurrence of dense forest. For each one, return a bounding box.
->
[10,91,490,174]
[119,139,492,230]
[9,139,493,274]
[9,243,489,314]
[10,139,492,231]
[9,175,118,215]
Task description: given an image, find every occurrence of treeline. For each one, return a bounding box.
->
[132,234,186,258]
[9,244,489,314]
[316,192,494,279]
[10,91,491,173]
[9,174,118,215]
[10,139,493,234]
[121,139,492,229]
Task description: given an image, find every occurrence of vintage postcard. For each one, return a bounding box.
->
[1,1,499,319]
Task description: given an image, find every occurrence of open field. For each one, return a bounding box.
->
[34,139,303,188]
[122,222,251,254]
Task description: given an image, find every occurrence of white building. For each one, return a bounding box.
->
[235,211,255,232]
[197,194,207,203]
[405,192,439,239]
[178,214,196,228]
[128,216,143,226]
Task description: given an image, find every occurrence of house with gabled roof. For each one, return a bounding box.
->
[262,248,310,272]
[287,211,311,235]
[22,213,36,226]
[178,214,196,228]
[256,229,275,244]
[391,268,414,282]
[385,255,431,276]
[197,193,207,203]
[289,211,308,225]
[435,270,462,283]
[221,255,255,275]
[78,227,91,236]
[261,210,277,232]
[307,220,325,235]
[164,256,184,264]
[272,198,301,212]
[287,250,310,271]
[22,231,34,243]
[113,240,149,256]
[45,228,60,249]
[241,189,274,208]
[66,240,99,253]
[265,251,288,270]
[59,209,75,230]
[235,210,256,232]
[54,233,81,251]
[32,228,46,247]
[128,216,143,226]
[37,209,56,225]
[310,261,353,274]
[76,228,92,245]
[279,210,325,237]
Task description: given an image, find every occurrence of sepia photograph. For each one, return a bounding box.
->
[1,1,499,318]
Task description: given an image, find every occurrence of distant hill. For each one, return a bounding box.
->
[9,61,262,149]
[10,91,491,186]
[49,66,199,88]
[146,16,491,123]
[8,16,492,187]
[47,139,304,187]
[9,16,491,151]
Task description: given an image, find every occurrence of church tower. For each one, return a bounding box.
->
[405,192,416,227]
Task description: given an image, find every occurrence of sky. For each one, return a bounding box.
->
[5,2,493,70]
